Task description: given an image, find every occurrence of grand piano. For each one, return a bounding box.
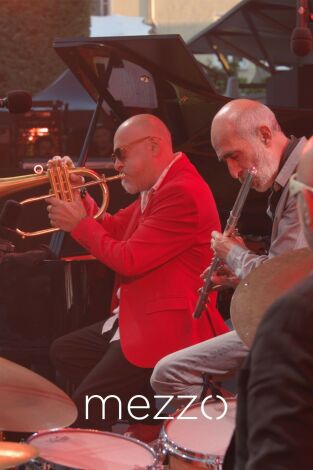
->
[1,34,313,371]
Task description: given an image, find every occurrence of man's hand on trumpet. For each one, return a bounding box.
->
[47,155,83,188]
[46,192,87,232]
[45,156,87,232]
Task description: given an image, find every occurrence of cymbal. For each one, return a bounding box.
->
[0,441,38,469]
[231,248,313,348]
[0,357,77,432]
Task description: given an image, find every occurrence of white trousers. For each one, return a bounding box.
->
[151,330,249,400]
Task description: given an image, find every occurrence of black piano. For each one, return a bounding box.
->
[1,34,313,373]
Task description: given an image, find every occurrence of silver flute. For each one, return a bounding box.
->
[193,167,257,319]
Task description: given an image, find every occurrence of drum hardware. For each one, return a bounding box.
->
[194,168,256,319]
[0,164,124,238]
[161,397,236,469]
[26,428,159,469]
[0,441,38,469]
[231,247,313,348]
[0,357,77,432]
[0,356,236,469]
[151,436,169,467]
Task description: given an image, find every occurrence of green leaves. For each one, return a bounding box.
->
[0,0,90,95]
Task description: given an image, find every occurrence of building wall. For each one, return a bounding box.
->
[92,0,240,42]
[148,0,238,22]
[145,0,239,42]
[111,0,141,16]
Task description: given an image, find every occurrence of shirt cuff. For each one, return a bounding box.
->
[226,244,250,277]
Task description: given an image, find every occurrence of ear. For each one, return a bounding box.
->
[257,126,272,146]
[299,190,313,230]
[149,137,161,157]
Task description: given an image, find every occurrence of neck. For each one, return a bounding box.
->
[278,135,291,163]
[269,135,289,179]
[157,150,177,172]
[148,151,178,187]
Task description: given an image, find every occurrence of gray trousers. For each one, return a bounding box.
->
[150,330,249,401]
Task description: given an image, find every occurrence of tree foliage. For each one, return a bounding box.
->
[0,0,90,95]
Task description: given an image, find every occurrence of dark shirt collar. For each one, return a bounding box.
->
[273,136,299,191]
[267,136,300,220]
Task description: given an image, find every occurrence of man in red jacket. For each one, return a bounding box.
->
[48,114,228,436]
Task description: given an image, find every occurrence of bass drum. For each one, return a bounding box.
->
[162,397,236,469]
[25,428,157,469]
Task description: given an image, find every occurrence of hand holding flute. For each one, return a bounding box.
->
[193,168,256,319]
[202,261,240,290]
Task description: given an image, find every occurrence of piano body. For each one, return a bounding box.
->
[1,35,313,370]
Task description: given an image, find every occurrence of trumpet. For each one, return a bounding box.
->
[0,164,124,238]
[193,168,257,319]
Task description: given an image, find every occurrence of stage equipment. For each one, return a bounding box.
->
[231,247,313,348]
[291,0,313,56]
[0,357,77,432]
[0,442,38,469]
[27,429,157,469]
[0,91,32,114]
[162,397,236,469]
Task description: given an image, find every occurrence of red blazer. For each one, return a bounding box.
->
[71,154,229,367]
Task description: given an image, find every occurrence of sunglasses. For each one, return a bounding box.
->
[289,173,313,197]
[111,136,153,163]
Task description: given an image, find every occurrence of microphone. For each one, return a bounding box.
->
[0,90,32,113]
[291,0,313,56]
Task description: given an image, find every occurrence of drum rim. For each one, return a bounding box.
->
[161,397,236,465]
[27,427,157,468]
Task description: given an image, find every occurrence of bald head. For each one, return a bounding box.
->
[115,114,172,149]
[112,114,176,194]
[210,99,288,192]
[211,99,281,147]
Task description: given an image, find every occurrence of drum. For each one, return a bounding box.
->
[162,397,236,469]
[231,248,313,348]
[25,428,157,470]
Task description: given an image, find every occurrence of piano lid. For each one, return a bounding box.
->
[188,0,313,74]
[53,34,228,153]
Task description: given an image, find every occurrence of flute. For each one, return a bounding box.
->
[193,167,257,319]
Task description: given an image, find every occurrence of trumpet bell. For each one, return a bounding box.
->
[0,172,49,198]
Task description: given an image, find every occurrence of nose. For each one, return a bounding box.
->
[226,160,240,180]
[114,158,123,172]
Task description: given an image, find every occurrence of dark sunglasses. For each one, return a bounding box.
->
[111,136,155,163]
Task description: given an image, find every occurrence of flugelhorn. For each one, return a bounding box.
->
[0,164,124,238]
[193,168,257,319]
